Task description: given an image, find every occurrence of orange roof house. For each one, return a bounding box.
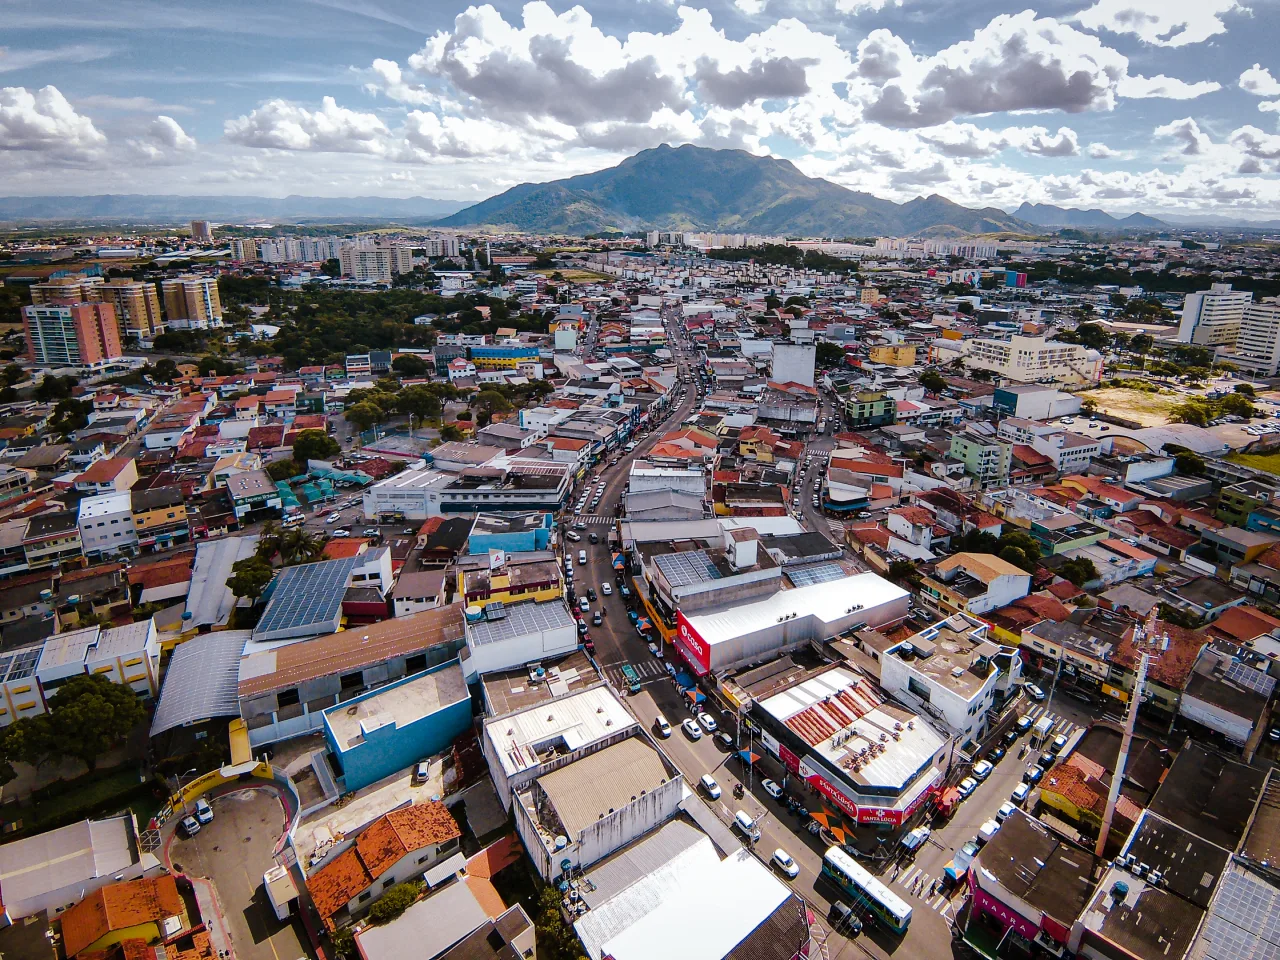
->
[60,876,184,958]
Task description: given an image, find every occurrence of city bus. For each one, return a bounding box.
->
[822,846,912,935]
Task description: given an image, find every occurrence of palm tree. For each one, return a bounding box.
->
[280,528,320,566]
[256,520,280,560]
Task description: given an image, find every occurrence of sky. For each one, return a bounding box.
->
[3,0,1280,217]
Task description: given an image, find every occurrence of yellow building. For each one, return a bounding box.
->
[860,286,885,305]
[29,275,104,305]
[101,279,164,338]
[160,275,223,328]
[868,344,918,367]
[60,875,186,957]
[456,553,562,609]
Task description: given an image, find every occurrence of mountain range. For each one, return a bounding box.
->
[1012,202,1166,229]
[436,144,1033,237]
[0,195,470,223]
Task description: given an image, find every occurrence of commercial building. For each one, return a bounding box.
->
[961,335,1102,385]
[1178,282,1251,347]
[321,662,471,793]
[867,344,918,367]
[0,815,153,923]
[844,390,896,428]
[750,663,947,825]
[871,613,1020,743]
[23,302,123,369]
[993,383,1082,420]
[189,219,212,240]
[462,598,578,680]
[362,460,573,519]
[770,341,817,387]
[100,280,164,339]
[251,556,360,645]
[674,571,910,677]
[160,275,223,329]
[77,491,138,559]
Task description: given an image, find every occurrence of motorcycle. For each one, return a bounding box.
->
[733,782,745,799]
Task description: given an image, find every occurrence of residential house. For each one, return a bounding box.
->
[920,552,1032,616]
[78,491,138,560]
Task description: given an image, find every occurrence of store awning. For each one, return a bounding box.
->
[737,749,760,765]
[636,616,653,631]
[611,554,626,569]
[686,688,706,704]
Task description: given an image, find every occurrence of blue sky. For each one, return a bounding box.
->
[2,0,1279,216]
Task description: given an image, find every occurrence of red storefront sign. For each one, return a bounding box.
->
[675,610,711,675]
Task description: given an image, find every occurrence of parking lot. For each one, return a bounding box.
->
[168,787,313,960]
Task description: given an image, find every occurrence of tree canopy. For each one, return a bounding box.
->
[227,556,275,603]
[293,428,340,464]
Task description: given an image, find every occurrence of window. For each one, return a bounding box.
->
[907,676,931,702]
[383,878,395,889]
[276,688,300,708]
[340,671,363,689]
[357,891,372,903]
[405,654,427,674]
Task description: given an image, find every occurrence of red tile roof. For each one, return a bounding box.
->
[61,876,183,958]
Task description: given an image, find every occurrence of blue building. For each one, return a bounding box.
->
[467,512,554,555]
[322,661,471,793]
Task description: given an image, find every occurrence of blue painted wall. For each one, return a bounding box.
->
[467,514,553,555]
[323,662,472,793]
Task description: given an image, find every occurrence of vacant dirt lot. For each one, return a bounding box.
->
[1085,387,1180,427]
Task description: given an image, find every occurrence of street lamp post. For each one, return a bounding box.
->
[172,767,198,816]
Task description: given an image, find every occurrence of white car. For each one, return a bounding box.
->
[957,776,978,798]
[326,513,342,523]
[772,849,800,879]
[1059,417,1075,424]
[972,760,994,780]
[697,711,718,733]
[700,774,722,800]
[1025,683,1046,702]
[194,797,214,824]
[682,718,703,740]
[996,801,1017,822]
[601,583,612,596]
[1011,782,1031,804]
[734,810,761,841]
[331,530,351,538]
[1052,734,1068,752]
[181,815,201,837]
[762,778,784,800]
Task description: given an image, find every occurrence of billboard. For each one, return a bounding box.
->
[675,610,711,675]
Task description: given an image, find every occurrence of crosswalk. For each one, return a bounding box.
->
[572,515,615,525]
[891,864,957,917]
[1021,703,1082,742]
[605,659,668,687]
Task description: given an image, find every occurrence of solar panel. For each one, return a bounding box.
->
[1202,869,1280,960]
[653,550,721,588]
[786,561,846,588]
[6,647,41,681]
[254,557,358,639]
[485,601,507,621]
[469,600,574,646]
[1224,659,1277,697]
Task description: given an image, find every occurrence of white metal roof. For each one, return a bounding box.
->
[483,685,637,777]
[683,572,908,647]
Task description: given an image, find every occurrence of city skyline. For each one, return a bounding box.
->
[3,0,1280,217]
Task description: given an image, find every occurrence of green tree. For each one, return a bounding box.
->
[267,459,300,481]
[1174,451,1206,476]
[473,389,512,427]
[35,374,76,402]
[815,341,846,367]
[956,301,975,315]
[1218,392,1256,418]
[1169,400,1212,426]
[227,556,275,604]
[368,882,422,924]
[1080,397,1098,414]
[345,401,384,432]
[396,384,444,428]
[1129,333,1154,358]
[996,529,1042,573]
[440,423,464,442]
[50,398,92,436]
[535,886,589,960]
[919,370,947,393]
[329,928,356,960]
[322,258,341,278]
[888,560,921,587]
[40,673,146,772]
[280,528,321,565]
[1,364,25,386]
[1235,383,1256,396]
[293,428,340,464]
[1072,322,1110,351]
[152,358,179,383]
[391,354,429,377]
[1060,557,1098,587]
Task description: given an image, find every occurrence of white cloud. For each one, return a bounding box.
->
[1117,74,1221,99]
[1015,126,1081,157]
[1076,0,1247,47]
[1240,64,1280,96]
[364,58,436,105]
[224,96,389,153]
[1087,141,1123,158]
[0,85,105,155]
[734,0,766,13]
[857,12,1129,128]
[835,0,901,12]
[1155,117,1212,155]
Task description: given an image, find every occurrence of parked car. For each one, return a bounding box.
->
[413,761,430,784]
[1024,765,1045,784]
[1016,715,1034,733]
[972,760,994,781]
[700,774,722,800]
[194,798,214,824]
[762,779,784,800]
[1052,734,1068,752]
[714,731,734,750]
[997,801,1017,822]
[601,583,612,596]
[1025,683,1046,701]
[682,718,703,740]
[829,901,863,935]
[987,746,1006,764]
[957,777,978,798]
[734,811,761,842]
[586,588,597,602]
[579,597,590,612]
[1003,729,1020,748]
[772,849,800,879]
[697,711,718,733]
[1011,782,1031,804]
[326,513,342,523]
[180,815,201,838]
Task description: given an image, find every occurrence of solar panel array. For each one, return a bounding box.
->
[254,557,358,637]
[1202,868,1280,960]
[786,561,845,588]
[470,600,574,646]
[653,550,720,588]
[1224,659,1277,698]
[6,647,41,681]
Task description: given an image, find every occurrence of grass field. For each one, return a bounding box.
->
[1085,387,1180,427]
[555,268,611,281]
[1227,451,1280,477]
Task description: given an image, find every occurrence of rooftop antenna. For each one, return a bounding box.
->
[1096,608,1161,858]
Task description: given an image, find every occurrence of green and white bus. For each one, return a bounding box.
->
[822,846,912,935]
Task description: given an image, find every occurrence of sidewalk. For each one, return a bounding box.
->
[189,875,236,958]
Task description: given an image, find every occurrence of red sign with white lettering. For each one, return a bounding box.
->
[675,610,711,675]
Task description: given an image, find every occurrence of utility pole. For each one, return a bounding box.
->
[1096,611,1161,858]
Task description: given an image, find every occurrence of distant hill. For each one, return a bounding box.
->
[437,144,1032,236]
[0,195,470,223]
[1013,202,1166,229]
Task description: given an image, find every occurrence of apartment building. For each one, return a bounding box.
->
[867,344,918,367]
[950,428,1012,486]
[22,302,122,369]
[100,279,164,339]
[28,276,104,305]
[920,552,1032,617]
[78,491,138,559]
[961,335,1102,385]
[1178,282,1251,347]
[160,275,223,329]
[1221,297,1280,377]
[339,245,413,282]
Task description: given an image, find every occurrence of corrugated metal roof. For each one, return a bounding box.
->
[537,739,668,838]
[578,819,708,909]
[150,630,249,735]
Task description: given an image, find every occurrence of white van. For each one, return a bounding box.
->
[577,550,587,565]
[654,714,672,738]
[734,811,761,842]
[282,512,305,529]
